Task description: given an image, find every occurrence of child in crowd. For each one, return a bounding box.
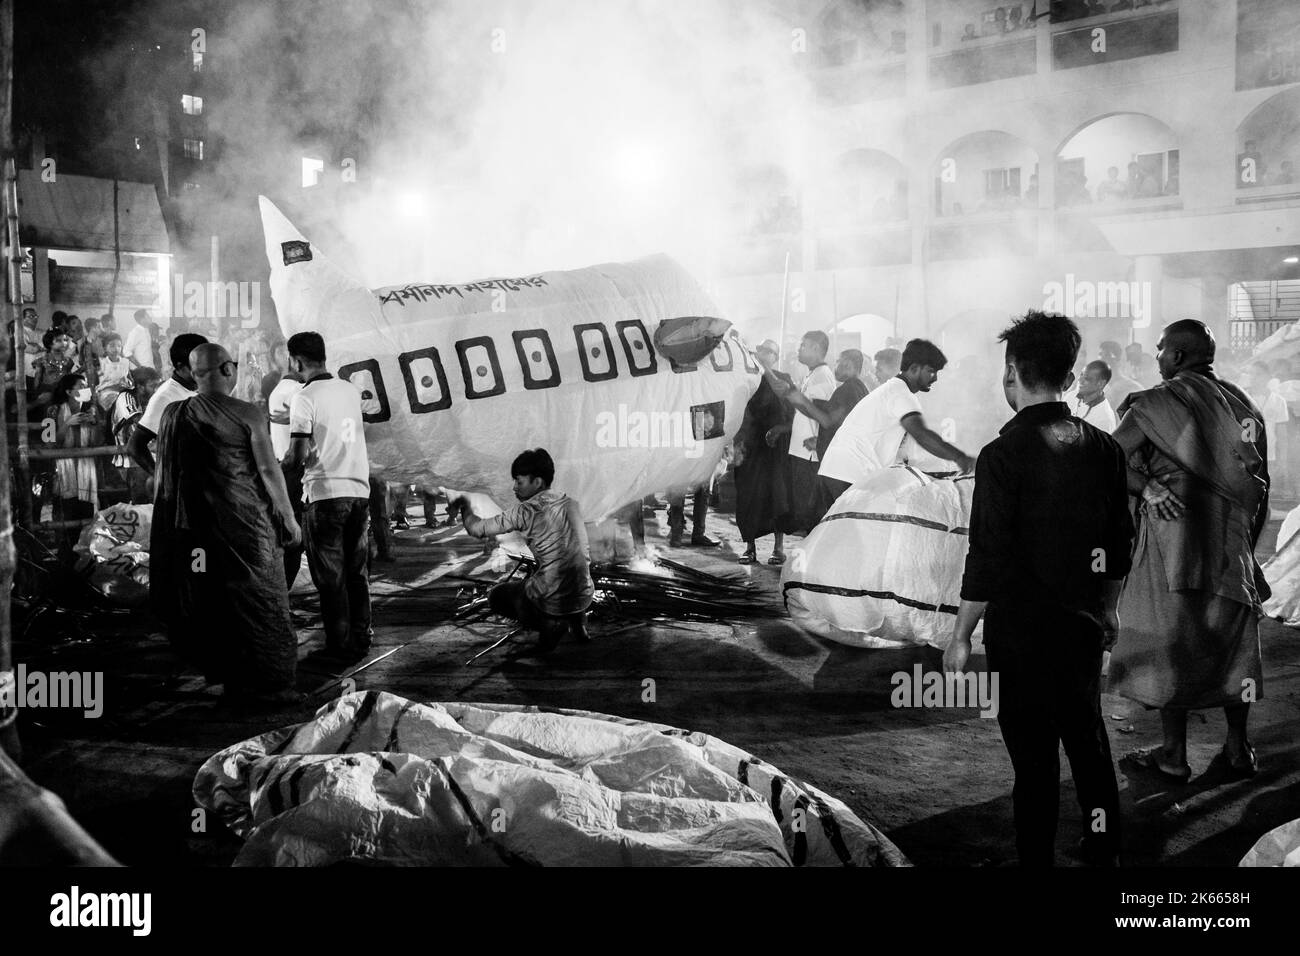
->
[95,333,133,410]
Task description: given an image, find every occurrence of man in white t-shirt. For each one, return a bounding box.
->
[124,309,156,369]
[1073,360,1119,434]
[819,338,977,494]
[126,332,208,477]
[771,331,836,534]
[283,331,372,661]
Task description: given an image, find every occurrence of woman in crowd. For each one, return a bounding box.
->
[49,371,100,556]
[31,328,78,406]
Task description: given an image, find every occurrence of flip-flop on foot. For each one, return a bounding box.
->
[1122,746,1191,782]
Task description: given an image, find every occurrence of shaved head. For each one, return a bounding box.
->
[1156,319,1215,380]
[190,343,237,395]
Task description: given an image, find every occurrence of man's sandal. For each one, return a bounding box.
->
[767,551,786,566]
[1122,746,1191,783]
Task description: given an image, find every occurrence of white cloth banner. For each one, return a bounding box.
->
[781,467,979,649]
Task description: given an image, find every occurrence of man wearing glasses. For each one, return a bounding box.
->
[150,343,303,705]
[127,331,209,477]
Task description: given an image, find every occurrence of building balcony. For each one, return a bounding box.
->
[928,33,1037,90]
[811,54,907,105]
[928,208,1038,260]
[717,231,803,277]
[817,222,911,268]
[1050,2,1180,71]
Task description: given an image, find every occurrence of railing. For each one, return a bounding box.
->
[1051,4,1180,70]
[1229,318,1293,352]
[6,432,132,531]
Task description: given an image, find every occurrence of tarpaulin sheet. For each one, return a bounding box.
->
[260,198,759,520]
[193,691,908,867]
[1262,503,1300,626]
[780,467,978,649]
[1240,818,1300,866]
[73,502,152,606]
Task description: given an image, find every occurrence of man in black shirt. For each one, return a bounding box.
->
[944,310,1134,866]
[771,348,869,511]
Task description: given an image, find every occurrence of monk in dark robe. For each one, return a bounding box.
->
[1109,320,1268,781]
[732,340,794,565]
[151,344,303,703]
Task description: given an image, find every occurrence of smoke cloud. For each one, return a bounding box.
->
[198,0,828,286]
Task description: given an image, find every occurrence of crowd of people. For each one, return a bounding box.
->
[725,311,1273,865]
[952,0,1174,45]
[1050,0,1173,21]
[5,299,1281,867]
[3,308,307,550]
[1057,160,1178,207]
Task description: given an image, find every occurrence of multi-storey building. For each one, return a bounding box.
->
[713,0,1300,367]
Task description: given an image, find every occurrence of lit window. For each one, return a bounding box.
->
[183,138,204,160]
[183,182,201,191]
[302,156,325,188]
[133,136,143,151]
[192,51,203,72]
[181,94,203,115]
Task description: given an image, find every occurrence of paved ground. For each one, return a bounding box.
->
[11,499,1300,867]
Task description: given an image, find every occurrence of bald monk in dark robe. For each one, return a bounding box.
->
[732,339,795,565]
[1108,320,1268,781]
[151,344,303,703]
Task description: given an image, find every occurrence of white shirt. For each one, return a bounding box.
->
[1074,395,1118,434]
[1260,385,1290,463]
[788,364,836,462]
[289,374,370,502]
[137,376,196,436]
[267,377,303,459]
[818,376,924,484]
[124,324,154,368]
[97,356,132,390]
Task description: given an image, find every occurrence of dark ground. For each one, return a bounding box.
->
[11,493,1300,868]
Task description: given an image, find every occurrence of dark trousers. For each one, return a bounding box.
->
[984,603,1121,866]
[788,457,828,533]
[488,580,585,641]
[303,496,372,655]
[819,475,850,514]
[667,485,707,537]
[282,465,305,591]
[367,475,393,558]
[624,500,646,547]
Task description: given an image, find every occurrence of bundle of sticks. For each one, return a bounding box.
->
[453,553,765,627]
[590,556,764,621]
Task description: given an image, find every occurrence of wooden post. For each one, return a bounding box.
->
[0,0,20,761]
[778,250,791,375]
[0,747,120,865]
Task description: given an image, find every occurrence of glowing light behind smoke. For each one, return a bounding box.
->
[612,141,667,191]
[199,0,823,286]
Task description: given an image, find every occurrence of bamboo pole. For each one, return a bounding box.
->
[778,250,791,374]
[0,0,20,761]
[26,444,125,461]
[0,746,120,865]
